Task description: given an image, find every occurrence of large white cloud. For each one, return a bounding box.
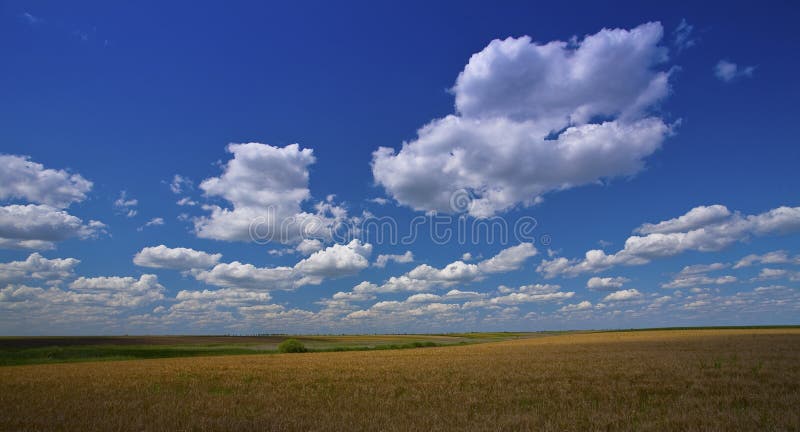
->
[538,205,800,278]
[173,288,272,310]
[0,156,102,250]
[372,22,673,217]
[0,204,105,250]
[0,253,80,285]
[67,274,165,308]
[0,155,92,208]
[191,240,373,291]
[194,143,347,244]
[133,245,222,270]
[193,261,296,291]
[1,272,166,334]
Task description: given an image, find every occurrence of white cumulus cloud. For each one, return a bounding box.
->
[0,155,92,208]
[374,251,414,268]
[133,245,222,270]
[372,22,674,217]
[734,250,800,269]
[587,276,629,290]
[0,253,80,285]
[538,205,800,278]
[603,288,642,302]
[0,204,105,250]
[194,143,347,244]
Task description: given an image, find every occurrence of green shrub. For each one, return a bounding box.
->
[277,339,307,353]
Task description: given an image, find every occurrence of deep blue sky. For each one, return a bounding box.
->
[1,1,799,334]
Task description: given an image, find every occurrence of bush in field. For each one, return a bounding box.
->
[277,339,307,353]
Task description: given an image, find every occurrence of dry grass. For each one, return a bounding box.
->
[1,329,798,431]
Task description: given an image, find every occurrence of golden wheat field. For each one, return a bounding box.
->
[1,329,799,431]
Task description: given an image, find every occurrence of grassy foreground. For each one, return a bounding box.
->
[1,329,799,431]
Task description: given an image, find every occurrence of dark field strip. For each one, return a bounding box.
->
[0,345,261,366]
[0,337,478,366]
[0,335,319,349]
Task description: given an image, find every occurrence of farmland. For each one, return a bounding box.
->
[0,333,528,366]
[1,328,799,431]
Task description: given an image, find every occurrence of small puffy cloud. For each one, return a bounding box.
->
[538,204,800,278]
[754,285,789,294]
[753,268,800,282]
[176,197,197,206]
[477,243,537,273]
[662,274,737,289]
[20,12,43,25]
[587,276,629,290]
[559,301,593,312]
[603,288,643,302]
[683,300,710,310]
[373,22,673,217]
[169,174,193,194]
[443,289,486,300]
[714,60,755,83]
[0,155,92,208]
[113,191,138,217]
[734,250,800,269]
[373,251,414,268]
[138,217,164,231]
[405,293,442,303]
[133,245,222,270]
[634,205,730,235]
[332,288,375,302]
[499,283,561,294]
[490,291,574,305]
[406,261,481,284]
[677,262,728,275]
[353,243,537,295]
[672,19,696,53]
[0,204,105,250]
